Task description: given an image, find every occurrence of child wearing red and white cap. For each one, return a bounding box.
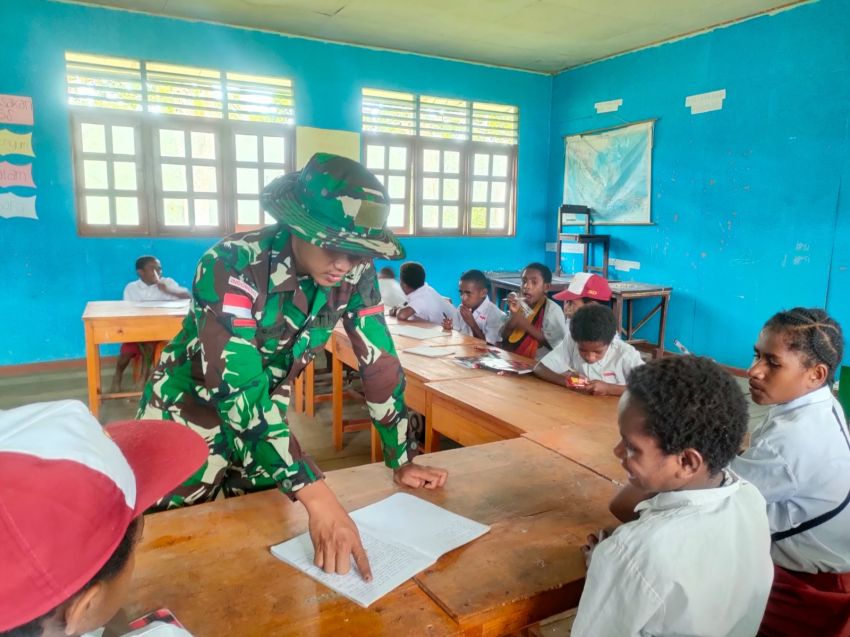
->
[0,400,207,637]
[553,272,613,328]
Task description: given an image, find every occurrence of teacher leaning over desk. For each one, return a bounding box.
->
[138,153,448,581]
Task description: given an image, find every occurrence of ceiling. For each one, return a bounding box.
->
[58,0,808,73]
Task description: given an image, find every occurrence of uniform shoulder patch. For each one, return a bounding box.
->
[357,304,384,318]
[222,292,253,319]
[228,275,259,301]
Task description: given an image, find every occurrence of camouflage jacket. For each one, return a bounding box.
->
[137,226,416,497]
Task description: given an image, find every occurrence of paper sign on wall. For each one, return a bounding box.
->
[0,130,35,157]
[0,162,35,188]
[296,126,361,169]
[685,89,726,115]
[595,99,623,114]
[0,95,34,126]
[0,192,37,219]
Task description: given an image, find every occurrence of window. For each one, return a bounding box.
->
[362,88,518,236]
[66,52,295,236]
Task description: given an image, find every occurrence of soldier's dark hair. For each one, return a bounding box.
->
[135,255,158,271]
[459,269,488,290]
[626,356,747,475]
[378,267,396,279]
[764,308,844,385]
[522,262,552,284]
[1,517,142,637]
[570,303,617,345]
[400,262,426,290]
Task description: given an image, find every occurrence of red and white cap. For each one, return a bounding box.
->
[0,400,208,631]
[553,272,612,302]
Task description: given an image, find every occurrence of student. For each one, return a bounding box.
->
[730,308,850,637]
[534,304,643,396]
[572,356,773,636]
[500,263,566,360]
[396,261,455,323]
[111,256,191,392]
[0,399,208,637]
[441,269,505,345]
[552,271,612,328]
[377,266,406,309]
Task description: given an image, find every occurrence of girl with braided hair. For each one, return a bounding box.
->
[732,307,850,637]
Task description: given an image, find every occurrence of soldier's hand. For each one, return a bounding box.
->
[393,463,448,490]
[297,480,373,581]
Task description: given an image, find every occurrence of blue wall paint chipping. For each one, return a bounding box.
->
[549,0,850,368]
[0,0,552,365]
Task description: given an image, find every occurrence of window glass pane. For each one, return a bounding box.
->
[443,151,460,174]
[115,196,139,225]
[388,175,405,199]
[366,145,385,170]
[264,136,286,163]
[264,169,280,187]
[111,126,135,155]
[422,205,439,228]
[235,134,258,162]
[192,165,217,193]
[113,161,137,190]
[490,207,506,229]
[492,154,508,178]
[163,198,189,225]
[159,129,186,158]
[442,206,459,228]
[194,199,219,226]
[161,164,187,191]
[388,203,404,227]
[85,195,110,224]
[423,177,440,201]
[83,160,109,189]
[473,153,490,176]
[81,123,106,153]
[191,132,216,160]
[471,206,487,229]
[443,178,459,201]
[423,149,440,173]
[388,146,406,170]
[237,199,260,225]
[472,180,488,203]
[237,167,259,194]
[491,181,506,203]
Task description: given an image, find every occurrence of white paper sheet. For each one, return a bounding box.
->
[403,346,456,358]
[131,300,190,309]
[391,325,447,340]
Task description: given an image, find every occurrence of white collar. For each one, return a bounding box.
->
[635,469,740,514]
[769,385,833,419]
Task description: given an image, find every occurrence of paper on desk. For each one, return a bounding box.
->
[131,300,190,309]
[403,346,457,358]
[270,493,489,608]
[390,325,447,339]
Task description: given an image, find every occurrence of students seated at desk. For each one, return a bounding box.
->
[572,356,773,636]
[377,266,406,309]
[533,304,643,396]
[500,262,566,360]
[0,400,207,637]
[441,269,505,345]
[395,261,454,323]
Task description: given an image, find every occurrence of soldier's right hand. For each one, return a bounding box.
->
[297,480,373,581]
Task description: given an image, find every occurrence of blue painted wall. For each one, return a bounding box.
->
[549,0,850,368]
[0,0,552,365]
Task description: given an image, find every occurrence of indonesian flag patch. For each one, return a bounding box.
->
[222,292,252,319]
[357,304,384,318]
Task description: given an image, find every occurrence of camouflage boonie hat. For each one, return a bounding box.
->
[261,153,405,260]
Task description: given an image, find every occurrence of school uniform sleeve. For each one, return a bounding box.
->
[571,537,663,636]
[160,277,189,297]
[539,337,570,374]
[123,280,140,302]
[619,342,645,376]
[483,303,507,345]
[731,435,797,505]
[542,299,567,347]
[342,266,417,469]
[189,247,322,497]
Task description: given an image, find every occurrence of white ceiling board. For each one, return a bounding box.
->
[53,0,811,72]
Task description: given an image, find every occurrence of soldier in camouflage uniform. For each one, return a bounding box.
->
[138,153,448,579]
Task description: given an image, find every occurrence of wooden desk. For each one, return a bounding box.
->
[486,273,673,357]
[126,438,619,637]
[425,374,623,482]
[82,301,186,418]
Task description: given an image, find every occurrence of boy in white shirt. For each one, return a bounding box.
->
[0,400,207,637]
[534,303,643,396]
[500,262,566,360]
[572,356,773,636]
[377,266,406,309]
[441,269,505,345]
[395,261,454,324]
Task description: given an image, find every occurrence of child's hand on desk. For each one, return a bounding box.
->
[582,527,615,568]
[441,315,454,331]
[575,380,615,396]
[394,463,449,490]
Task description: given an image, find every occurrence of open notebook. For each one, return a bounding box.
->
[271,493,489,607]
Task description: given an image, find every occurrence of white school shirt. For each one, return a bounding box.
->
[84,623,193,637]
[539,333,644,383]
[123,278,189,302]
[450,297,506,345]
[378,277,406,308]
[572,472,773,637]
[404,283,455,324]
[731,385,850,573]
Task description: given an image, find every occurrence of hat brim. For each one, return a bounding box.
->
[263,178,405,260]
[105,420,208,515]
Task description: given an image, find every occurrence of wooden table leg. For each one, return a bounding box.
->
[292,373,303,414]
[305,360,315,418]
[423,392,440,453]
[332,352,344,451]
[657,294,670,358]
[370,427,382,463]
[84,322,101,418]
